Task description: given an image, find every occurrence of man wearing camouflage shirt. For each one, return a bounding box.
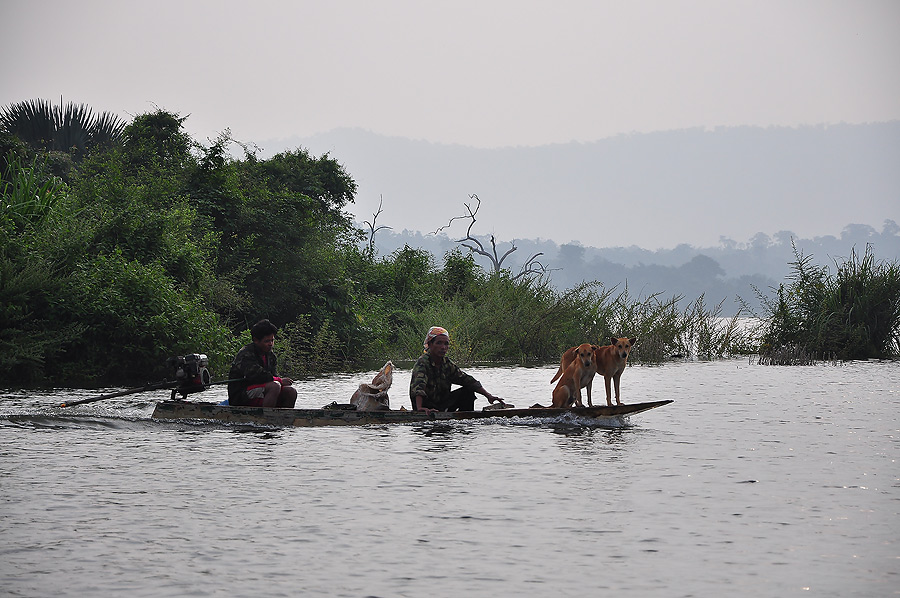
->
[409,326,502,413]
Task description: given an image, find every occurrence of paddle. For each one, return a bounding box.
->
[59,377,243,408]
[59,380,180,408]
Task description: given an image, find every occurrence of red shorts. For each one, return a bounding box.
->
[242,378,281,406]
[245,384,267,406]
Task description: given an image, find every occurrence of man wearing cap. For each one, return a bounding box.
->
[409,326,502,413]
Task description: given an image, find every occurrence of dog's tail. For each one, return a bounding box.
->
[550,347,576,383]
[549,365,564,384]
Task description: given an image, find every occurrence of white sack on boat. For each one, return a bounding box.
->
[350,361,393,411]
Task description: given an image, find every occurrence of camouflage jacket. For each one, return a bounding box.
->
[227,343,279,403]
[408,353,481,409]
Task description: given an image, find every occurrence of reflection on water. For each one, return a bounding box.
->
[550,425,634,444]
[2,359,899,597]
[414,424,472,453]
[415,422,468,437]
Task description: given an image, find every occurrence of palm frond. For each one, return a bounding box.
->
[0,99,127,159]
[0,99,57,151]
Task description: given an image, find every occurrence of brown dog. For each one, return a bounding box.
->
[595,337,637,406]
[550,343,600,407]
[550,343,595,408]
[551,337,637,406]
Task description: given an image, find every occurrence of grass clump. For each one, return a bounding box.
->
[607,289,756,364]
[755,243,900,363]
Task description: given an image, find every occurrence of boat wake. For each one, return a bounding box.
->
[417,412,632,430]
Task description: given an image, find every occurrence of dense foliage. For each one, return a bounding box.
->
[756,244,900,362]
[1,100,767,387]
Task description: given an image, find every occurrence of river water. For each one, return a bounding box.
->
[1,359,898,597]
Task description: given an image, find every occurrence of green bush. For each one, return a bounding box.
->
[758,244,900,362]
[1,153,67,237]
[0,254,86,384]
[53,250,235,383]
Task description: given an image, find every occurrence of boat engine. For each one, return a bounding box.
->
[167,353,211,399]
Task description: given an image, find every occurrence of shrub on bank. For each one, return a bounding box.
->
[756,244,900,362]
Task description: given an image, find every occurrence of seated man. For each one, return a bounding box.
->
[227,319,297,408]
[409,326,501,413]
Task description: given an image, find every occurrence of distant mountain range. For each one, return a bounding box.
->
[254,123,900,315]
[258,122,900,250]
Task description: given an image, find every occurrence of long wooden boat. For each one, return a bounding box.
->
[151,399,673,427]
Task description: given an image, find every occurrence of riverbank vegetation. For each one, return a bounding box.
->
[754,243,900,363]
[2,100,891,386]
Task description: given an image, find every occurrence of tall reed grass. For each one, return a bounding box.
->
[755,243,900,363]
[0,153,66,233]
[376,276,758,366]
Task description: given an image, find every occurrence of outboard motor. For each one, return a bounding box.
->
[167,353,211,399]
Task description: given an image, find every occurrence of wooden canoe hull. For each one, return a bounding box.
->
[151,399,673,427]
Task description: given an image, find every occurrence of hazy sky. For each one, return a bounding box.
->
[3,0,899,248]
[4,0,898,147]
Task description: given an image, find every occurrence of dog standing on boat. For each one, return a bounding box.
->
[550,343,595,408]
[550,343,600,407]
[594,337,637,406]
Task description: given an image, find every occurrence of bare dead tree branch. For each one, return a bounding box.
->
[363,195,391,255]
[513,251,551,281]
[433,193,550,279]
